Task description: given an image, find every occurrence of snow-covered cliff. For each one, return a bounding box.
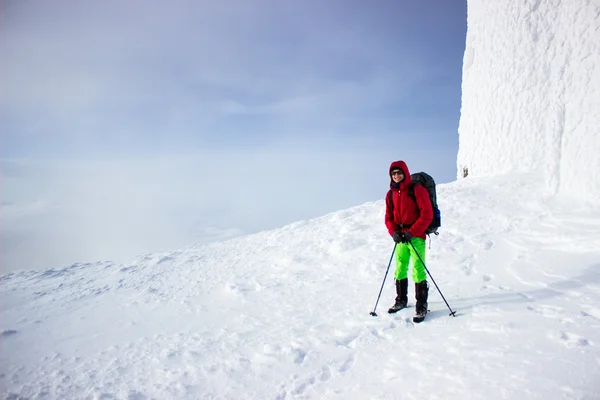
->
[458,0,600,202]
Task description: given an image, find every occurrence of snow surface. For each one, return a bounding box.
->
[2,173,600,399]
[458,0,600,203]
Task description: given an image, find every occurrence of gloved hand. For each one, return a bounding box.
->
[400,231,414,243]
[392,231,403,243]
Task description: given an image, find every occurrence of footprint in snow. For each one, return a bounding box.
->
[320,366,332,382]
[549,330,592,348]
[127,390,148,400]
[1,329,17,337]
[157,256,173,265]
[517,292,534,301]
[335,332,360,348]
[293,348,307,364]
[224,282,252,295]
[370,327,382,338]
[292,375,317,396]
[338,355,355,373]
[462,264,474,276]
[527,304,568,320]
[581,307,600,321]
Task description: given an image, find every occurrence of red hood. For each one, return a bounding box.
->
[389,160,412,190]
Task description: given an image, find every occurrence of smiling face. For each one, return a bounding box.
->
[391,168,404,183]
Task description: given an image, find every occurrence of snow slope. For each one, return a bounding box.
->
[458,0,600,202]
[2,174,600,399]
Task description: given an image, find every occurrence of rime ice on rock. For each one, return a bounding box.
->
[457,0,600,203]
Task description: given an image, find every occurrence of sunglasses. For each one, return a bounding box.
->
[391,170,404,176]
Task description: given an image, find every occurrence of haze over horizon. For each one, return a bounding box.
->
[1,0,467,273]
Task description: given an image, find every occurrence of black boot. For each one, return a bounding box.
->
[413,280,429,323]
[388,278,408,313]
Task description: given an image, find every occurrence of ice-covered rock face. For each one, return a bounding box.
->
[457,0,600,202]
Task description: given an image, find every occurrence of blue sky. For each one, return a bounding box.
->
[1,0,467,272]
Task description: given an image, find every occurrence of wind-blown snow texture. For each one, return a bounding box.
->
[2,173,600,399]
[458,0,600,202]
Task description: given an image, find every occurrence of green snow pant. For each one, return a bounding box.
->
[394,237,427,283]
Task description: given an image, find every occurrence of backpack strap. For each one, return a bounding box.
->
[408,182,418,202]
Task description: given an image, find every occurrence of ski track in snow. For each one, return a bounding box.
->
[1,174,600,399]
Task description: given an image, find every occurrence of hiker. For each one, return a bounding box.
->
[385,160,433,322]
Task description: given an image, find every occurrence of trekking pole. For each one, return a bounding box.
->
[369,243,397,317]
[409,240,457,317]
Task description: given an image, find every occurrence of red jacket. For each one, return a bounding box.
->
[385,160,433,240]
